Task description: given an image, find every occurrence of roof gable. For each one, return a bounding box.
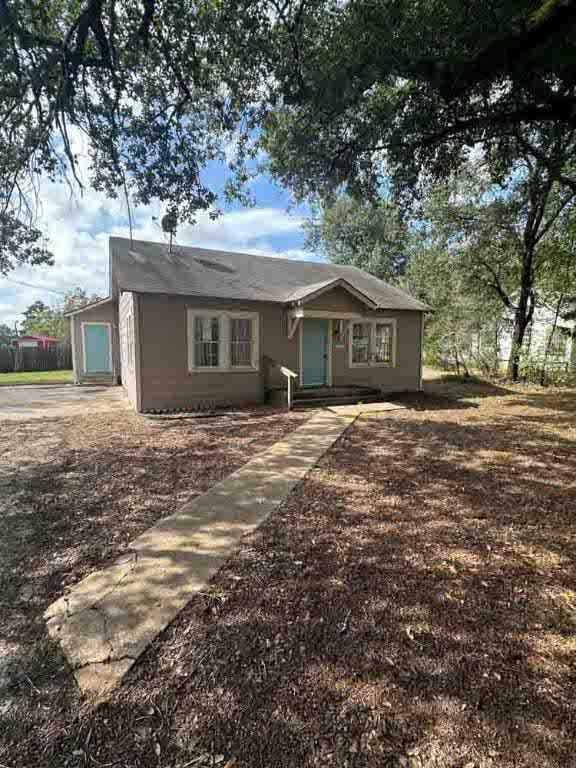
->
[286,278,378,309]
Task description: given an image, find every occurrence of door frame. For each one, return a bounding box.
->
[81,321,113,374]
[299,318,332,387]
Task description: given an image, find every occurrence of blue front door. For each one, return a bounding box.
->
[302,319,328,386]
[83,324,111,373]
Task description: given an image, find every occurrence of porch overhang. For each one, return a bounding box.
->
[286,277,378,312]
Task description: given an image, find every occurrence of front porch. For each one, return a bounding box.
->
[266,381,386,409]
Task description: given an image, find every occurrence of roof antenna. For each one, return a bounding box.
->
[161,210,178,253]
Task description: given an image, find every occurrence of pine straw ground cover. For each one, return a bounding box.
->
[0,406,307,765]
[1,377,576,768]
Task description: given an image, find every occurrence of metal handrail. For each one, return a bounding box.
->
[264,356,298,409]
[279,365,298,409]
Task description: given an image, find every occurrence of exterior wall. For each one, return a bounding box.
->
[137,292,423,411]
[71,301,120,383]
[138,294,297,411]
[119,292,141,409]
[332,309,423,392]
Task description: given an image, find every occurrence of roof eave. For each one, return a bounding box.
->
[63,296,114,317]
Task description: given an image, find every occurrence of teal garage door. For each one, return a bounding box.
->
[83,323,111,374]
[302,318,328,386]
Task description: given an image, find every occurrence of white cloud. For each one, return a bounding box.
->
[0,151,312,328]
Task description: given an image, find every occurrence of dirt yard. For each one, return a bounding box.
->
[1,377,575,768]
[0,405,307,765]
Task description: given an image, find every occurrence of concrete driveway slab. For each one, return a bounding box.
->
[0,385,128,421]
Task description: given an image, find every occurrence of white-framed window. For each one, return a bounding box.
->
[349,319,396,367]
[230,316,254,367]
[194,315,221,368]
[187,310,259,371]
[351,322,371,365]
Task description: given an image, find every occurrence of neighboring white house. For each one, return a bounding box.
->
[498,305,575,367]
[467,304,575,371]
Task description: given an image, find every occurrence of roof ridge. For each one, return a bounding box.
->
[110,236,330,268]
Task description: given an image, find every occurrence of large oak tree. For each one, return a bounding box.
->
[2,0,576,275]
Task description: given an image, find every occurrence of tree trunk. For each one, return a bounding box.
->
[507,305,531,381]
[507,241,537,381]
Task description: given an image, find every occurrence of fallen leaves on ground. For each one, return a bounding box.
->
[1,379,575,768]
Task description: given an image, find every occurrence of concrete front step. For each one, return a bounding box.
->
[293,394,384,409]
[78,376,117,386]
[295,386,380,401]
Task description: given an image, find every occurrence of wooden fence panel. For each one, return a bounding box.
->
[0,343,72,373]
[0,348,12,373]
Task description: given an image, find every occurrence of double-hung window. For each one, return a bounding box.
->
[230,317,253,367]
[351,322,371,365]
[194,315,221,368]
[188,310,259,371]
[349,319,396,367]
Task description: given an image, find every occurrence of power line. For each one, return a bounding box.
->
[1,276,69,295]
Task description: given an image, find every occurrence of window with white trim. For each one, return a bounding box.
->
[349,319,396,367]
[188,311,259,371]
[373,321,392,364]
[194,315,221,368]
[230,317,253,367]
[351,322,371,365]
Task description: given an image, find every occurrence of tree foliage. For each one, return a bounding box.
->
[303,197,415,282]
[266,0,576,204]
[2,0,576,274]
[263,0,576,202]
[406,243,503,376]
[20,288,101,338]
[61,287,102,314]
[0,212,53,274]
[408,140,576,380]
[0,322,16,345]
[21,300,65,338]
[446,146,575,377]
[0,0,268,271]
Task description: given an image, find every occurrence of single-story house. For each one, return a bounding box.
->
[12,334,59,350]
[66,237,429,411]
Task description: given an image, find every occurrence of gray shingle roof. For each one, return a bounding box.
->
[110,237,429,311]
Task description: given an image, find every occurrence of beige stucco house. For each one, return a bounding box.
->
[67,237,429,411]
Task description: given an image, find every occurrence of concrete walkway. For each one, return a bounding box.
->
[44,403,404,699]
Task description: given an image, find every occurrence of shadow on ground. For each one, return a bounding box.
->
[0,408,307,766]
[1,389,574,768]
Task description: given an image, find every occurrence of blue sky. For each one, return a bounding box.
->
[0,135,317,329]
